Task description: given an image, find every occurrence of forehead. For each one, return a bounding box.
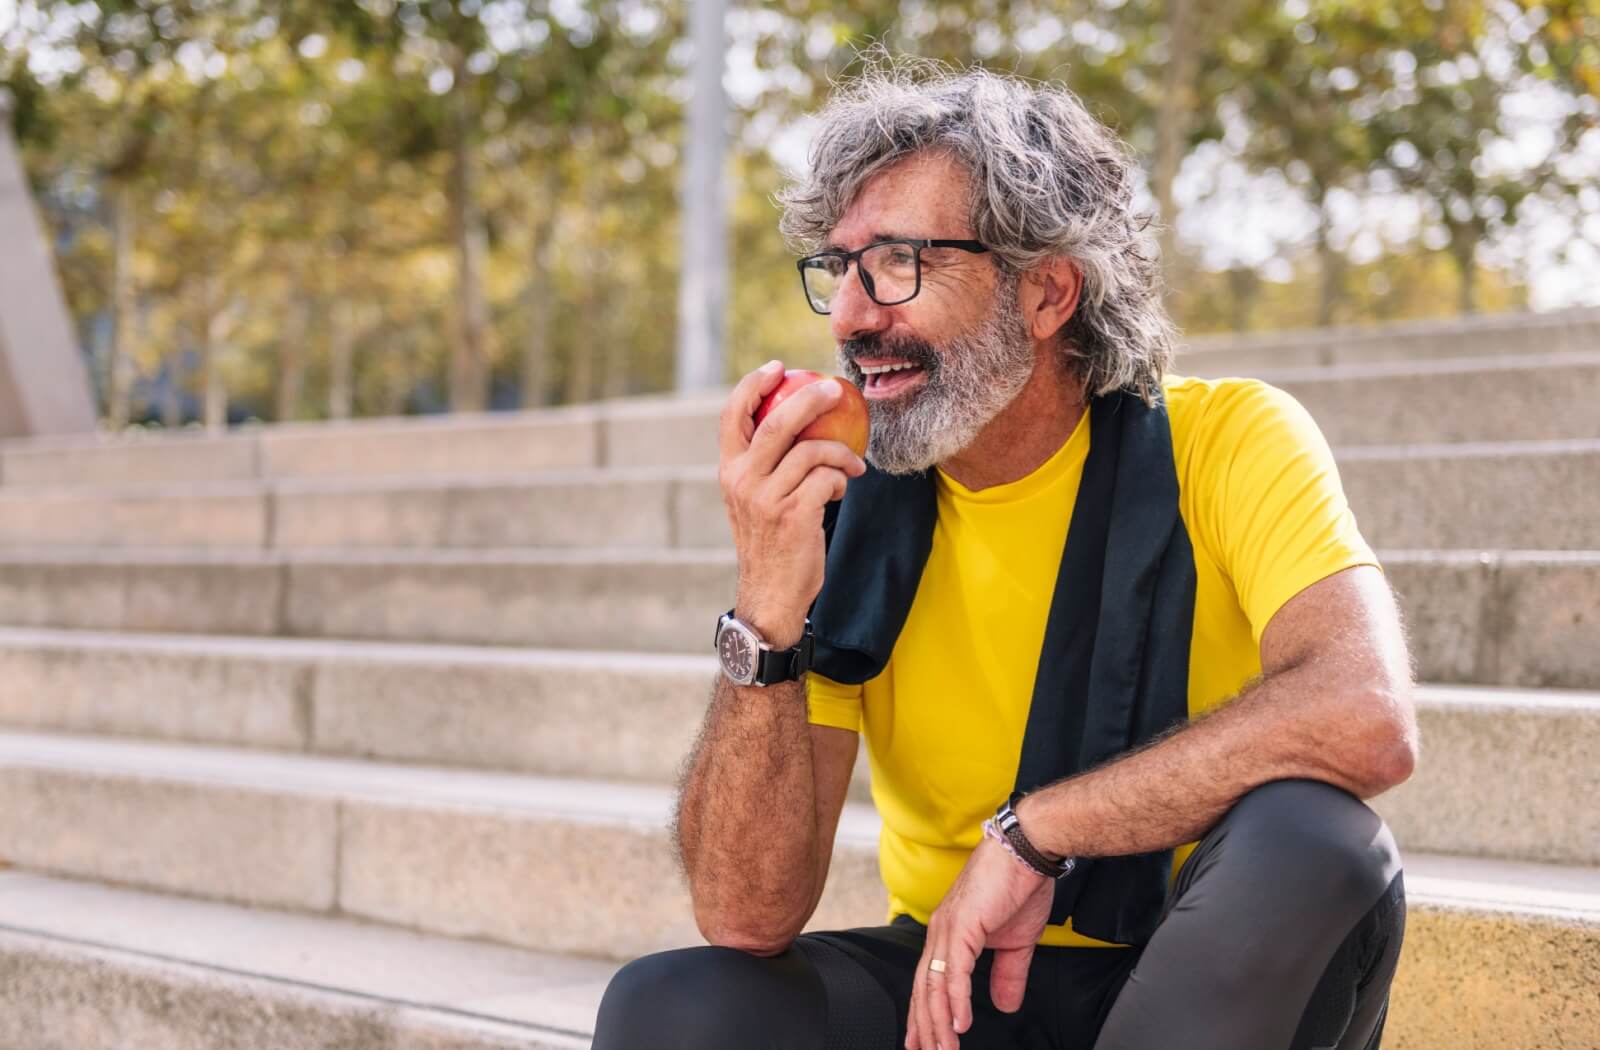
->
[827,150,973,249]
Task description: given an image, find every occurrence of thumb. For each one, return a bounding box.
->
[988,944,1035,1014]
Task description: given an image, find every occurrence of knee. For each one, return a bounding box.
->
[1221,779,1401,906]
[593,950,721,1049]
[592,945,823,1050]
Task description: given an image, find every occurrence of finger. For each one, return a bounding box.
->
[765,438,867,498]
[907,943,929,1050]
[718,360,786,461]
[925,930,962,1050]
[944,938,979,1036]
[988,944,1036,1014]
[745,378,845,476]
[919,929,945,1050]
[789,465,852,510]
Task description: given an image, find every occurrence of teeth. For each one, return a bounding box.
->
[859,363,919,376]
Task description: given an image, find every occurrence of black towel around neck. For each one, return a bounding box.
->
[811,390,1196,946]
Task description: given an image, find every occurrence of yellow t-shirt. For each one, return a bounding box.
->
[806,375,1378,948]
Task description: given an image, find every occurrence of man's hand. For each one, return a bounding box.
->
[907,836,1054,1050]
[719,360,866,644]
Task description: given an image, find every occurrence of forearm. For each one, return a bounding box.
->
[1018,660,1416,861]
[674,673,822,951]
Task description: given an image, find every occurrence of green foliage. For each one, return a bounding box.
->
[1,0,1593,425]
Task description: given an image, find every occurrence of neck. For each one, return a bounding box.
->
[938,349,1088,491]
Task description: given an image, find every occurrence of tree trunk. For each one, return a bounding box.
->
[1450,226,1479,315]
[599,193,630,400]
[1225,266,1260,331]
[276,291,310,422]
[327,301,355,421]
[1152,0,1201,280]
[382,332,414,417]
[198,275,229,433]
[448,46,490,413]
[1314,200,1343,327]
[520,166,559,409]
[108,182,136,429]
[157,364,182,426]
[564,180,599,406]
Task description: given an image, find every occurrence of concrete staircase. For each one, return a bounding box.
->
[0,309,1596,1049]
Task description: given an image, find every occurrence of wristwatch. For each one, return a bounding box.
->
[714,610,814,687]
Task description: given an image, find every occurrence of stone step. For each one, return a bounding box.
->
[0,629,1592,866]
[0,547,1593,687]
[0,734,1593,1049]
[0,468,729,551]
[0,870,607,1050]
[0,629,718,789]
[0,437,1593,552]
[1384,549,1600,689]
[1372,684,1599,866]
[1340,439,1600,550]
[0,730,887,960]
[0,396,725,488]
[0,546,738,654]
[1179,305,1600,373]
[1255,351,1600,446]
[3,350,1596,490]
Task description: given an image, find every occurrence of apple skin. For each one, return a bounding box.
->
[754,369,870,459]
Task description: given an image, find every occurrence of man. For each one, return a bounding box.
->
[595,64,1416,1050]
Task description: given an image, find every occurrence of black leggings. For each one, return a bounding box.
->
[594,779,1406,1050]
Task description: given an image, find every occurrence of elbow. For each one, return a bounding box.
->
[692,899,806,957]
[1366,729,1417,795]
[1348,683,1419,797]
[695,914,801,957]
[699,926,797,957]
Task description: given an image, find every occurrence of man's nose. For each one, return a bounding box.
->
[828,263,892,343]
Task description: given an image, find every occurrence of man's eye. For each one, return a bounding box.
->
[887,248,915,266]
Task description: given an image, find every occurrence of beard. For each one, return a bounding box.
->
[837,276,1035,476]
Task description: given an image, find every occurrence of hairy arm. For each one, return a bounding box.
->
[673,361,866,955]
[674,681,858,954]
[1018,565,1418,860]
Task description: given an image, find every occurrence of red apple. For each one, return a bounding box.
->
[754,369,870,458]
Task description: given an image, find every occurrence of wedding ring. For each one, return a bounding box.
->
[928,958,947,974]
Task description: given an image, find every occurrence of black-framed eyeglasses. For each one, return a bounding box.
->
[796,239,990,315]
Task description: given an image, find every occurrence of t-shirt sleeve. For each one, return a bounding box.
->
[806,673,864,734]
[1189,379,1379,645]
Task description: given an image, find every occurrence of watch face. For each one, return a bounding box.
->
[718,624,756,683]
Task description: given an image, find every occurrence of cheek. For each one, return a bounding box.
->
[897,297,983,350]
[919,267,998,322]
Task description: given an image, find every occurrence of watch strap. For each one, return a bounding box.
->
[754,622,814,685]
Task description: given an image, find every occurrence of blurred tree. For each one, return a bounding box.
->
[3,0,1596,428]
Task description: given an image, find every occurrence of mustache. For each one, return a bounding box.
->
[838,336,940,379]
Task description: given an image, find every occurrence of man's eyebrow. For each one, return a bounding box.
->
[823,230,918,251]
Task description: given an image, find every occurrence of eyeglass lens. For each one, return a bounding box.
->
[803,243,920,312]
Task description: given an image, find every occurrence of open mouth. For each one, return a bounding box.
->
[858,361,927,401]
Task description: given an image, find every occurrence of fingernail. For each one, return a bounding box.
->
[762,359,783,372]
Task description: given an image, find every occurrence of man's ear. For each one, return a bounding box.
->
[1023,257,1083,342]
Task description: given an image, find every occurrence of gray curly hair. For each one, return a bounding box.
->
[778,62,1176,403]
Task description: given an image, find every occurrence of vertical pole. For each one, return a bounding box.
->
[0,92,98,436]
[675,0,728,394]
[109,181,135,428]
